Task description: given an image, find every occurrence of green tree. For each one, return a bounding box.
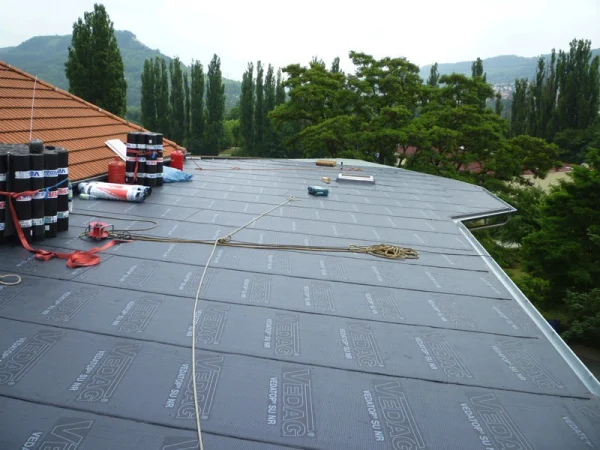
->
[493,186,546,246]
[521,148,600,304]
[155,57,170,136]
[554,39,600,161]
[125,107,141,125]
[427,62,440,87]
[262,64,277,156]
[239,63,255,154]
[409,75,506,181]
[183,71,191,144]
[563,289,600,345]
[556,39,600,132]
[526,53,559,140]
[222,119,240,149]
[348,51,423,164]
[407,74,559,189]
[275,69,286,105]
[471,57,486,80]
[511,78,529,136]
[331,57,341,74]
[254,61,265,153]
[494,91,503,117]
[169,57,185,144]
[470,57,488,109]
[189,61,205,154]
[205,54,225,155]
[65,3,127,116]
[270,59,354,158]
[226,105,240,120]
[140,58,157,130]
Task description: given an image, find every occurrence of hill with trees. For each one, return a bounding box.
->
[420,49,600,84]
[0,31,242,115]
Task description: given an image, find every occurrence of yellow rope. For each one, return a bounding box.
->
[81,231,419,261]
[0,274,22,286]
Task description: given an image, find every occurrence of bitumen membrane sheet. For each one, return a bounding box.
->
[0,159,599,449]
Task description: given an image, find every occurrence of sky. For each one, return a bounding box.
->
[2,0,599,80]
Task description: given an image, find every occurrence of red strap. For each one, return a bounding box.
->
[1,189,126,268]
[130,149,145,184]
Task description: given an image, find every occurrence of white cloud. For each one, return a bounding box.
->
[1,0,599,80]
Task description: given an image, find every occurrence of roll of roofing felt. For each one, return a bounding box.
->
[43,149,58,238]
[29,138,44,154]
[125,131,139,184]
[144,133,158,188]
[56,148,69,232]
[78,181,151,202]
[0,148,7,243]
[156,133,164,187]
[10,152,32,242]
[30,153,45,242]
[136,133,147,184]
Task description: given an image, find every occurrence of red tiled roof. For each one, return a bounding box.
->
[0,60,185,181]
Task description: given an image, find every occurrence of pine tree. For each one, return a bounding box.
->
[183,71,191,144]
[169,57,185,144]
[275,69,285,105]
[190,61,205,154]
[254,61,265,153]
[240,62,255,154]
[205,54,225,155]
[65,4,127,116]
[141,58,157,130]
[427,63,440,87]
[155,57,170,137]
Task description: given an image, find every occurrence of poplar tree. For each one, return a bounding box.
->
[240,62,255,153]
[495,91,504,117]
[427,63,440,87]
[155,57,170,136]
[141,58,157,129]
[275,69,286,105]
[263,64,277,155]
[511,78,529,136]
[254,61,265,153]
[190,61,205,153]
[65,3,127,116]
[205,54,225,155]
[183,71,191,143]
[169,57,185,144]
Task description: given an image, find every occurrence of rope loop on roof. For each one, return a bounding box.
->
[0,274,22,286]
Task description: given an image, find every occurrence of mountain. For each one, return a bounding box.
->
[0,31,241,113]
[420,49,600,85]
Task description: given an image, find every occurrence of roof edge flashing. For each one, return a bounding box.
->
[456,221,600,397]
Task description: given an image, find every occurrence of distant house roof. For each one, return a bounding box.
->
[0,60,185,181]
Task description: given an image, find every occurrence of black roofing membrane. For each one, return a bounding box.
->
[1,159,598,449]
[0,397,288,450]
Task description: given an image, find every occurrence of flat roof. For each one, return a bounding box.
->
[0,159,599,449]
